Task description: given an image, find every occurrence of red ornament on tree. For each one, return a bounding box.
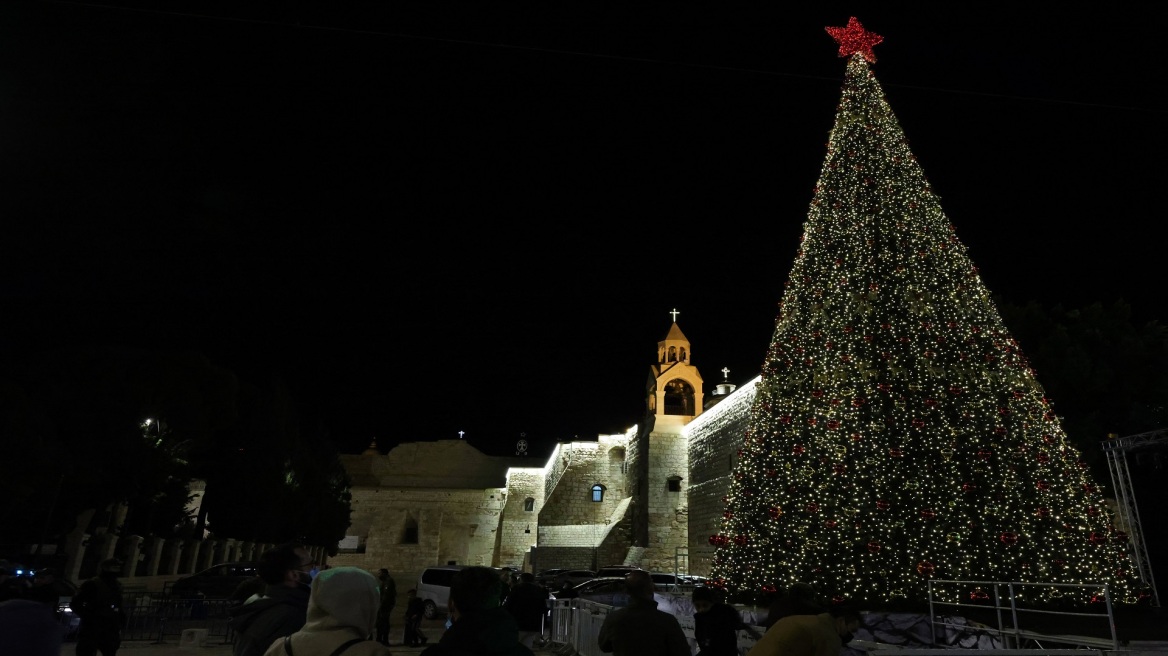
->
[999,532,1019,546]
[916,561,935,576]
[867,541,881,553]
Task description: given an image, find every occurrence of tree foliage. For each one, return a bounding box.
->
[0,346,351,558]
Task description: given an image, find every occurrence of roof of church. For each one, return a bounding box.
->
[661,321,688,342]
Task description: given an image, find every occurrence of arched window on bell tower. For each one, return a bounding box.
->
[663,378,695,416]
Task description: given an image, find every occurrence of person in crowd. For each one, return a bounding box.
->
[763,582,824,629]
[403,588,427,647]
[691,585,762,656]
[497,569,513,606]
[229,573,268,606]
[229,543,315,656]
[0,598,64,656]
[70,557,126,656]
[746,604,861,656]
[25,567,62,612]
[375,567,396,646]
[421,565,533,656]
[504,572,550,649]
[597,571,690,656]
[263,567,389,656]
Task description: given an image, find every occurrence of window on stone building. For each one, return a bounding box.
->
[667,476,682,492]
[402,516,419,544]
[524,497,535,512]
[591,484,605,502]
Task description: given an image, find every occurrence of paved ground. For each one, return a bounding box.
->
[57,617,563,655]
[58,639,563,655]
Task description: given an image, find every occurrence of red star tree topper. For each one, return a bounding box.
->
[826,16,883,63]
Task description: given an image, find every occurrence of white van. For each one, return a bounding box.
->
[415,565,468,619]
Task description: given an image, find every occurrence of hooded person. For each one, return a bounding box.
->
[420,566,533,656]
[263,567,389,656]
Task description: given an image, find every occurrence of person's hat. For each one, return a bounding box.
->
[100,558,123,573]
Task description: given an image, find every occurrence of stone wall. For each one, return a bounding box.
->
[685,377,759,575]
[330,486,507,592]
[640,423,690,573]
[538,441,626,527]
[497,468,543,569]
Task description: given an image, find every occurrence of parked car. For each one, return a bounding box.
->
[594,565,646,579]
[549,577,629,605]
[168,561,261,599]
[535,568,567,587]
[649,572,687,589]
[415,565,469,619]
[549,569,596,591]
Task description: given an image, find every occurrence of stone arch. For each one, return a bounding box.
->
[608,446,627,475]
[663,378,695,415]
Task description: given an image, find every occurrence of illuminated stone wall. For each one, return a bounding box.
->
[639,419,691,573]
[538,441,622,526]
[685,377,759,576]
[498,468,543,569]
[330,485,506,597]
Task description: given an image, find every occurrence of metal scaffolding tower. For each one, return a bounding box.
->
[1100,428,1168,606]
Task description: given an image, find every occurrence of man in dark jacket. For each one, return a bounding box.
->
[421,566,533,656]
[503,572,549,649]
[375,568,396,646]
[692,585,762,656]
[228,543,314,656]
[71,558,126,656]
[597,571,690,656]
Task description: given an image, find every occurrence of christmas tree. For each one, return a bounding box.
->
[708,18,1140,606]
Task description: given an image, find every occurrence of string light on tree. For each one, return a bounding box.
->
[707,18,1140,606]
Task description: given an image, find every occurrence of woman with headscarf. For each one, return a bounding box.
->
[263,567,390,656]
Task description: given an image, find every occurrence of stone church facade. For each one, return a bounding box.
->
[330,318,761,585]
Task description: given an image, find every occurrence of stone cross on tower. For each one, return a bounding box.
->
[670,308,680,322]
[458,430,465,439]
[722,367,730,381]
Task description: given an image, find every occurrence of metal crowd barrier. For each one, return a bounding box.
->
[926,579,1119,652]
[546,599,613,656]
[59,594,237,645]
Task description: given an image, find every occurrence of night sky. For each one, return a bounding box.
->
[1,3,1164,459]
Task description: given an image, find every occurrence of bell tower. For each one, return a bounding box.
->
[628,309,702,572]
[646,308,704,430]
